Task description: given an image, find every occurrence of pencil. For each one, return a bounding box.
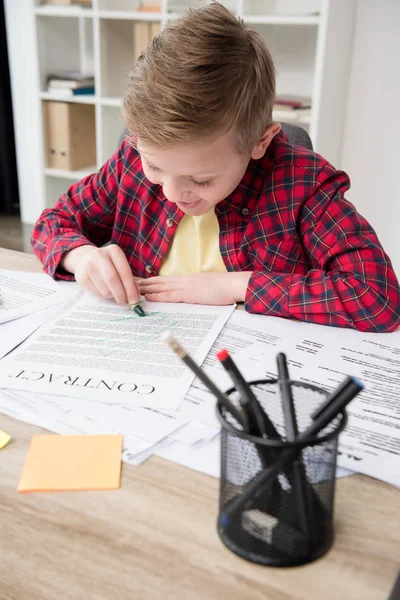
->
[161,331,249,431]
[129,302,146,317]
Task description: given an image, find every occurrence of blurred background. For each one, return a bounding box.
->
[1,0,400,275]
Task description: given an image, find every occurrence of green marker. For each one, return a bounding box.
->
[129,303,146,317]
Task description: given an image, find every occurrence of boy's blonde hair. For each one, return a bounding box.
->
[122,2,276,155]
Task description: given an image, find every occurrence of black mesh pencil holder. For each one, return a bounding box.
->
[216,379,347,567]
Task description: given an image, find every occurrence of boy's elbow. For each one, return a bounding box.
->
[356,287,400,333]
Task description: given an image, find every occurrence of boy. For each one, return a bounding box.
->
[32,2,400,332]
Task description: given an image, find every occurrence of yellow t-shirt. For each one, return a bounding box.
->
[159,208,227,276]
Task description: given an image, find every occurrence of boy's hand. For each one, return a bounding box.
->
[138,272,252,305]
[61,244,140,305]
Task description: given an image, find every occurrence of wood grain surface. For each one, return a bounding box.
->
[0,248,399,600]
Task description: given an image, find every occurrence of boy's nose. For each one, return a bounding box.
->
[162,178,185,205]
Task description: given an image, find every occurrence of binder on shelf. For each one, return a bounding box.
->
[44,101,96,171]
[150,21,162,39]
[133,21,162,62]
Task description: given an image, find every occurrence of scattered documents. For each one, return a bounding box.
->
[0,429,11,449]
[0,389,187,448]
[0,270,79,324]
[0,292,235,410]
[0,270,398,488]
[18,434,123,493]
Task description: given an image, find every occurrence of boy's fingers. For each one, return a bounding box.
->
[108,246,140,304]
[139,276,179,287]
[92,256,127,304]
[139,278,184,293]
[84,277,109,300]
[144,291,184,303]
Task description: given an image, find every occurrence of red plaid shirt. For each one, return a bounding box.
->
[32,131,400,332]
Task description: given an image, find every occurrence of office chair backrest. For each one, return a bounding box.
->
[280,123,313,150]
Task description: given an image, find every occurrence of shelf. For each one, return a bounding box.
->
[243,14,320,25]
[35,5,93,18]
[98,10,162,21]
[100,97,122,107]
[45,166,97,180]
[40,91,96,104]
[7,0,355,222]
[36,16,94,92]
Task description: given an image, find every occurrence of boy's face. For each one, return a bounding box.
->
[137,126,279,216]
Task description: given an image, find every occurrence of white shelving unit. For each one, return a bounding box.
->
[5,0,356,224]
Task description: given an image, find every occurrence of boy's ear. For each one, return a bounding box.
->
[251,122,281,159]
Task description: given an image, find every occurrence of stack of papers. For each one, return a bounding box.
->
[0,270,232,474]
[1,270,399,488]
[0,270,79,324]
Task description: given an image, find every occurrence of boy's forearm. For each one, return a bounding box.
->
[31,140,129,278]
[245,270,400,333]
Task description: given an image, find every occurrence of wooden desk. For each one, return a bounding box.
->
[0,248,399,600]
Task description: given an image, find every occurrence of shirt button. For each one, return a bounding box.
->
[166,218,174,228]
[145,264,154,274]
[241,208,250,216]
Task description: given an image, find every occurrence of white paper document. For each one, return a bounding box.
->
[0,388,186,465]
[175,311,290,427]
[0,270,79,324]
[222,314,400,487]
[0,302,75,360]
[0,293,235,410]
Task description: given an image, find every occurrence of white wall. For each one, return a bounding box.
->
[341,0,400,277]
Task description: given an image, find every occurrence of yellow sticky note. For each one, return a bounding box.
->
[18,434,123,493]
[0,430,11,449]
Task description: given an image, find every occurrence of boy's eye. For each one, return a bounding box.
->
[192,179,212,188]
[145,158,211,187]
[147,162,161,172]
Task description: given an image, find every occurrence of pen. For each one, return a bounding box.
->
[216,349,280,440]
[129,302,146,317]
[277,353,298,439]
[311,375,363,421]
[217,349,283,479]
[277,353,313,542]
[222,375,364,522]
[161,331,250,431]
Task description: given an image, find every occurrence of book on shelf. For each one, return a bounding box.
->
[47,71,94,90]
[273,104,311,112]
[47,87,95,98]
[137,2,161,12]
[275,94,311,109]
